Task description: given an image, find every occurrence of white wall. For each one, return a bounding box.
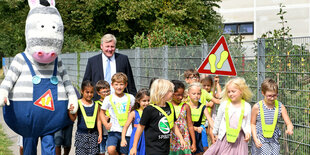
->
[217,0,310,40]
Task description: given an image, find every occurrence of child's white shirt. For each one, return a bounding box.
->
[212,100,252,140]
[101,93,135,136]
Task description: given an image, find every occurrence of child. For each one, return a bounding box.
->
[170,80,196,155]
[54,87,80,155]
[183,69,220,109]
[204,77,252,155]
[121,88,150,155]
[200,75,222,118]
[251,78,293,155]
[100,73,135,155]
[200,75,222,148]
[95,80,111,155]
[69,80,102,155]
[130,79,186,155]
[187,82,214,155]
[184,69,219,150]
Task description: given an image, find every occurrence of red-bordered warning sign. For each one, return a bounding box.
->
[198,36,237,76]
[34,89,55,111]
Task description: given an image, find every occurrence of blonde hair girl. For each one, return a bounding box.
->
[150,79,174,104]
[221,77,253,102]
[130,79,185,155]
[204,77,253,155]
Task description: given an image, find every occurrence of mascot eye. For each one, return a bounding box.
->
[52,26,55,29]
[41,25,44,28]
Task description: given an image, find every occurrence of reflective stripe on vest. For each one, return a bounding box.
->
[95,100,102,106]
[189,103,204,122]
[96,100,110,117]
[259,100,279,138]
[78,100,99,129]
[137,109,143,118]
[225,100,245,143]
[150,102,174,129]
[171,102,184,118]
[109,93,131,126]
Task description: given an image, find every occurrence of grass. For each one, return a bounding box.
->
[0,124,13,155]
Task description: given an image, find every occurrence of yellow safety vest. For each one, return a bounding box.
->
[150,102,174,129]
[96,100,110,117]
[78,100,99,129]
[201,89,213,125]
[206,91,214,114]
[171,102,184,118]
[259,100,279,138]
[109,93,131,126]
[137,109,143,118]
[225,100,245,143]
[189,103,205,122]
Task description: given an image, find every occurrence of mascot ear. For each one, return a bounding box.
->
[48,0,56,7]
[28,0,56,9]
[28,0,40,9]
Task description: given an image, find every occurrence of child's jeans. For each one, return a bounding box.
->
[99,135,108,153]
[54,124,73,148]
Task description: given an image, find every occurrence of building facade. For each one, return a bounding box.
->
[217,0,310,40]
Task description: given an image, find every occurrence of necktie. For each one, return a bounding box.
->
[105,58,111,84]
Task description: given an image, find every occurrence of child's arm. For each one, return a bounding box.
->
[212,102,225,142]
[210,97,220,105]
[214,75,222,99]
[251,104,262,148]
[121,111,135,147]
[207,126,216,144]
[206,101,215,108]
[68,104,77,121]
[204,91,220,105]
[281,104,294,135]
[100,109,112,130]
[172,125,186,150]
[130,124,145,155]
[244,104,251,142]
[97,107,102,144]
[185,104,196,153]
[203,107,214,129]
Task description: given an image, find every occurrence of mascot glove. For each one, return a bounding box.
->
[68,95,78,114]
[0,89,10,106]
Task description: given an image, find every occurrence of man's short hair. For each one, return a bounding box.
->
[95,80,110,92]
[112,72,128,84]
[101,34,117,44]
[184,69,199,78]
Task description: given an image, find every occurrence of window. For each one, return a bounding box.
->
[223,22,254,35]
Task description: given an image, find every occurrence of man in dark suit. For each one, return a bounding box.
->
[83,34,137,100]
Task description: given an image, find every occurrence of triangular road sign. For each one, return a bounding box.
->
[34,89,55,111]
[198,36,237,76]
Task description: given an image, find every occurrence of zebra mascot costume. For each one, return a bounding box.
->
[0,0,78,154]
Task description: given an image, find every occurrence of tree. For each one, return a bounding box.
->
[0,0,223,56]
[129,0,223,48]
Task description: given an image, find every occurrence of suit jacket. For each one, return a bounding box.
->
[83,53,137,100]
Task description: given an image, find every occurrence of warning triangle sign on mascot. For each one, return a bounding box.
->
[198,36,237,76]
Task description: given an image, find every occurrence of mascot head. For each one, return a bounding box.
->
[26,0,63,64]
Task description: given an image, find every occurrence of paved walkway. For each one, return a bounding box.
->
[0,108,76,155]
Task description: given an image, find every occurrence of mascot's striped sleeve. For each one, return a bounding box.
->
[0,52,76,101]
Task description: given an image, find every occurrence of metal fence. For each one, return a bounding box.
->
[3,37,310,154]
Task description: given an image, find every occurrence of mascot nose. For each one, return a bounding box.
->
[50,52,56,57]
[38,51,43,56]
